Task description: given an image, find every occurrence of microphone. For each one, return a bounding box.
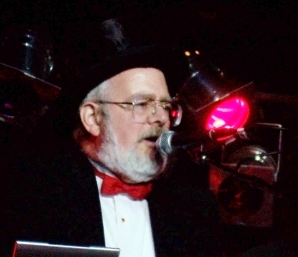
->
[156,128,237,156]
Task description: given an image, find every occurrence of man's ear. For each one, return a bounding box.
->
[79,102,102,137]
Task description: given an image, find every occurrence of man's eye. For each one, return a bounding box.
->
[162,103,172,111]
[135,99,150,107]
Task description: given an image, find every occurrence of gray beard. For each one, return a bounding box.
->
[95,122,168,183]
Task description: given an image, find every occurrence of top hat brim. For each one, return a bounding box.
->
[73,45,190,103]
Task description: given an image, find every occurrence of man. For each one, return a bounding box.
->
[1,18,223,257]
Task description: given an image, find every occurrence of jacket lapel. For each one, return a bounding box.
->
[42,148,106,247]
[67,149,106,246]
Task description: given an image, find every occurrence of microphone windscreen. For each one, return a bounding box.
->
[156,131,175,156]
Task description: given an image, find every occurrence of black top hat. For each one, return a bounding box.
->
[44,17,191,137]
[65,17,191,100]
[0,26,63,128]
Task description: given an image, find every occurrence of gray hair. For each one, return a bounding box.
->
[73,79,111,143]
[81,79,111,105]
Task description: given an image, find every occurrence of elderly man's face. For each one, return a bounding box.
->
[95,68,172,183]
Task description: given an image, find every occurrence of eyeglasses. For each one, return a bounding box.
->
[97,97,182,127]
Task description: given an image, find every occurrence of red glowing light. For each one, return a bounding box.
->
[205,97,250,136]
[171,109,180,119]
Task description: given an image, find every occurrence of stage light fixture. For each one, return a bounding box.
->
[209,144,277,228]
[176,51,255,143]
[0,27,61,129]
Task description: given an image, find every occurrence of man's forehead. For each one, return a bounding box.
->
[105,67,170,97]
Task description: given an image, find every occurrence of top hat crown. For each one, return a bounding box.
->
[64,17,191,100]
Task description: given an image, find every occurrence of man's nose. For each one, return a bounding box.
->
[148,104,170,126]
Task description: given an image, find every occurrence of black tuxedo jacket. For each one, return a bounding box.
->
[1,143,223,257]
[240,239,298,257]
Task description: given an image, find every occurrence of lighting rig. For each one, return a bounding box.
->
[174,49,291,229]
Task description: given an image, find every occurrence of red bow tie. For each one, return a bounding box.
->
[94,169,152,200]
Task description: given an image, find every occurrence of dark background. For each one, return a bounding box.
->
[1,0,298,128]
[1,1,298,256]
[1,0,298,95]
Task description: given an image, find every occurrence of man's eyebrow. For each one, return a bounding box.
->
[127,93,154,100]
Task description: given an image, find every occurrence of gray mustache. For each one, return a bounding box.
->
[138,128,167,142]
